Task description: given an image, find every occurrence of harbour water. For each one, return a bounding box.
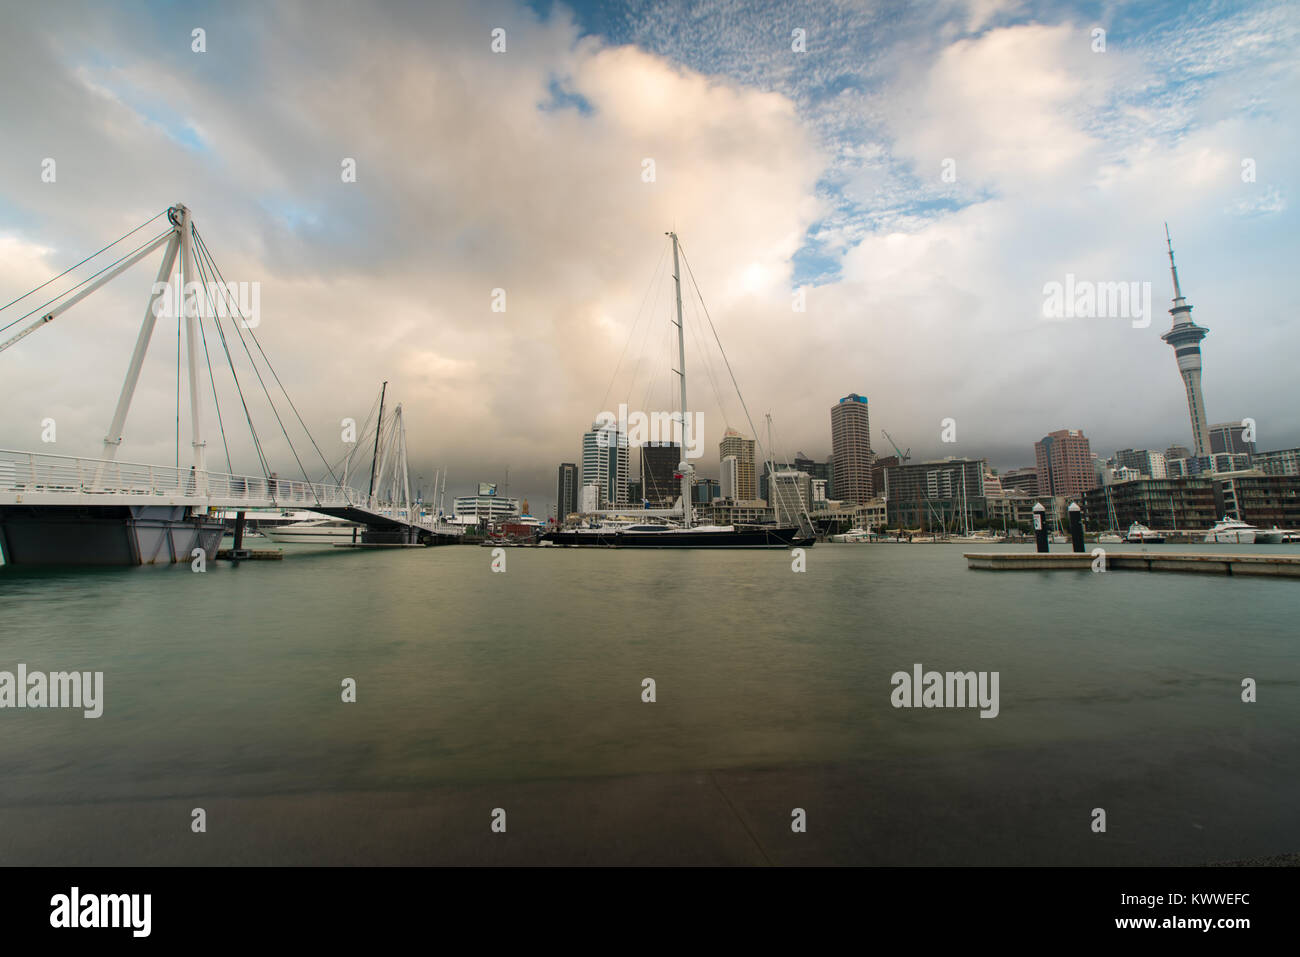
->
[2,541,1298,865]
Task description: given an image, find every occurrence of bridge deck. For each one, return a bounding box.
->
[0,448,424,529]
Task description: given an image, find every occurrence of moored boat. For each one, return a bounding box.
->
[1126,522,1165,544]
[265,517,364,543]
[1204,519,1282,544]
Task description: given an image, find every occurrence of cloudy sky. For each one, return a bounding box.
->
[1,0,1296,512]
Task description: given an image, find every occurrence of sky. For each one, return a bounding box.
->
[0,0,1296,514]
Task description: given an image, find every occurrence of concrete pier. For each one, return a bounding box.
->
[0,505,223,565]
[965,551,1300,578]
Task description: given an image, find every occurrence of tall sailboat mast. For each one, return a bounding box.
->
[669,232,693,529]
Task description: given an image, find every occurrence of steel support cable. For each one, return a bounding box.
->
[191,234,272,479]
[676,240,777,499]
[683,277,731,431]
[600,240,668,417]
[193,228,341,489]
[621,254,668,419]
[0,208,168,315]
[0,227,174,337]
[191,243,238,474]
[324,390,381,485]
[192,233,303,492]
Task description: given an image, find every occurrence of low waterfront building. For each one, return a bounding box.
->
[882,458,986,529]
[698,499,772,525]
[453,493,521,523]
[1080,478,1216,532]
[984,490,1048,529]
[1213,474,1300,527]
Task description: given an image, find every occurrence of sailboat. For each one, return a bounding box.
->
[542,233,813,549]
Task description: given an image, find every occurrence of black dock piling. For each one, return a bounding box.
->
[1033,501,1048,553]
[1068,502,1084,553]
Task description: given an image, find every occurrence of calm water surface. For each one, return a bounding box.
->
[2,541,1298,862]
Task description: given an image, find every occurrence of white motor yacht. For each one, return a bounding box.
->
[1126,523,1165,544]
[1204,519,1282,544]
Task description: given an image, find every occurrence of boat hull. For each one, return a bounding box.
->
[541,526,813,549]
[1205,530,1256,544]
[265,527,363,544]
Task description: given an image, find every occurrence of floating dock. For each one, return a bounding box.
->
[216,548,283,561]
[964,552,1300,578]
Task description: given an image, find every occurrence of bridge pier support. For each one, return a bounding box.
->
[0,505,223,566]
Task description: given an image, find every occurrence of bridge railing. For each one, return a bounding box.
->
[0,448,371,512]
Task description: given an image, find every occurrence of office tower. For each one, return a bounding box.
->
[1209,422,1256,456]
[692,478,721,504]
[1160,226,1212,457]
[581,421,629,508]
[641,441,680,507]
[1000,467,1040,495]
[720,454,739,501]
[556,463,579,520]
[830,393,872,503]
[718,429,757,500]
[771,470,813,525]
[1034,429,1097,497]
[1113,449,1168,479]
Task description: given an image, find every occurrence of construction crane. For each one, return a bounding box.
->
[881,430,911,464]
[880,430,919,535]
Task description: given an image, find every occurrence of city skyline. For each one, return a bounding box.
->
[1,0,1296,514]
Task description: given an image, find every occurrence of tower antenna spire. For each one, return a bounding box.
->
[1159,226,1211,458]
[1165,221,1185,302]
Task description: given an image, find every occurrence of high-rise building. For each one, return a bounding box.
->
[830,393,872,503]
[1034,429,1097,498]
[870,455,899,500]
[556,463,579,520]
[771,470,812,525]
[1160,226,1212,457]
[1000,468,1040,495]
[581,421,629,509]
[641,441,680,507]
[692,477,721,504]
[1165,444,1190,463]
[718,429,757,500]
[720,454,739,500]
[761,453,830,501]
[1209,422,1256,456]
[1114,449,1168,479]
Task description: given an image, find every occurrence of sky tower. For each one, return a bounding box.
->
[1160,225,1212,458]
